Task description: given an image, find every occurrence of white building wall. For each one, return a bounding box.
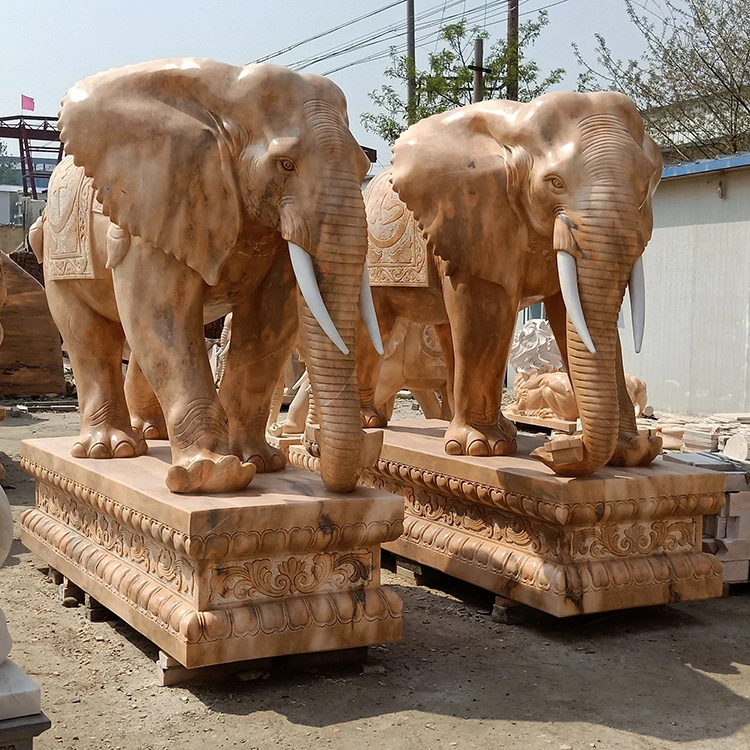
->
[621,167,750,415]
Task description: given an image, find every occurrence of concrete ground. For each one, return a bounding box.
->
[1,408,749,750]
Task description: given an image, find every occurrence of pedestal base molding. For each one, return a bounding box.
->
[21,438,403,669]
[288,421,725,616]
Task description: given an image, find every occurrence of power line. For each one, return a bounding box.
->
[294,0,504,71]
[249,1,406,64]
[320,0,569,75]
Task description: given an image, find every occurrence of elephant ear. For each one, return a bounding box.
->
[390,107,529,287]
[639,129,663,243]
[58,58,243,286]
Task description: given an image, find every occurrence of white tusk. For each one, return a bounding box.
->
[359,262,384,355]
[288,242,349,355]
[628,255,645,354]
[557,251,596,355]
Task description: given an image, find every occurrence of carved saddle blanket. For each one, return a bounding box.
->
[43,156,106,281]
[366,168,429,287]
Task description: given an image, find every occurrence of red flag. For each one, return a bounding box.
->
[20,95,35,112]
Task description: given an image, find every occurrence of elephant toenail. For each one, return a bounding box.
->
[90,443,111,459]
[113,441,135,458]
[445,440,464,455]
[467,440,490,457]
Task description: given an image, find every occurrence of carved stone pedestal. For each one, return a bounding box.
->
[20,438,403,670]
[290,421,726,616]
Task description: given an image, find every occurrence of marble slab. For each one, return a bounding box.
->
[290,420,726,616]
[0,660,41,721]
[21,438,403,669]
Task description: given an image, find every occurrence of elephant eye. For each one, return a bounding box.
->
[546,175,565,191]
[280,158,296,173]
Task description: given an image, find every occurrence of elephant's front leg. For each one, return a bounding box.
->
[219,251,298,472]
[441,270,518,456]
[609,336,662,467]
[112,241,255,493]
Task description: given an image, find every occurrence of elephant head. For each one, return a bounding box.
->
[390,91,662,476]
[58,58,380,492]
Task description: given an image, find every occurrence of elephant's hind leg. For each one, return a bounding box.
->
[124,356,167,440]
[46,280,147,459]
[609,337,662,467]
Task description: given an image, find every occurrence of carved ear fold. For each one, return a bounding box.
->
[391,108,528,287]
[58,59,243,286]
[639,130,663,243]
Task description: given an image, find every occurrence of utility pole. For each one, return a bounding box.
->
[407,0,416,125]
[472,38,484,103]
[507,0,519,101]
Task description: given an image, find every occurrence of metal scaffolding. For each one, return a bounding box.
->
[0,115,62,199]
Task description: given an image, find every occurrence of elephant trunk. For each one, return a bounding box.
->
[296,179,368,492]
[555,199,643,475]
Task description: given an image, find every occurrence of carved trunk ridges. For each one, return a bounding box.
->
[300,178,368,493]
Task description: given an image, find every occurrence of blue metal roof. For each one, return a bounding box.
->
[662,151,750,179]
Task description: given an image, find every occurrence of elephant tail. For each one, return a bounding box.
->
[28,213,45,262]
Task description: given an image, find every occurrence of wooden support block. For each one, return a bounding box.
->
[58,577,83,607]
[84,593,115,622]
[156,647,367,687]
[47,568,63,586]
[491,596,546,625]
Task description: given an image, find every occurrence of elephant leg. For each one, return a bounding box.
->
[609,336,662,466]
[544,292,570,371]
[112,242,255,493]
[433,322,455,417]
[442,270,518,457]
[124,356,167,440]
[219,251,298,473]
[46,280,147,459]
[411,389,443,419]
[357,298,398,428]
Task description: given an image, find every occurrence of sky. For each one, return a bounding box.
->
[0,0,646,169]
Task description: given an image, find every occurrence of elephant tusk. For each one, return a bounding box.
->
[629,255,645,354]
[359,262,384,356]
[557,251,596,355]
[288,242,349,356]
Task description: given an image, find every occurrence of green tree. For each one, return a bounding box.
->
[362,12,565,145]
[575,0,750,162]
[0,141,17,184]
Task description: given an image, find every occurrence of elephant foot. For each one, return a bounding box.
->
[132,414,168,441]
[240,440,286,473]
[609,431,663,467]
[72,425,148,459]
[498,411,518,438]
[361,407,388,429]
[166,453,256,494]
[444,421,517,457]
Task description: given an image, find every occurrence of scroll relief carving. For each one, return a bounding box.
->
[36,482,194,596]
[365,168,429,287]
[570,520,696,561]
[209,550,373,604]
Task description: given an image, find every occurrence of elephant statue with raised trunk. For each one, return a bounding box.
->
[358,91,662,477]
[31,58,383,494]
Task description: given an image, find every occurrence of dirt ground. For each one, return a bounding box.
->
[1,407,750,750]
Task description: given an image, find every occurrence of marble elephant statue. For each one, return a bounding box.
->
[358,91,663,477]
[30,58,382,494]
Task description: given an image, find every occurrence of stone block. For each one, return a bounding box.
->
[715,538,750,560]
[722,559,750,583]
[291,420,726,617]
[727,490,750,516]
[20,437,403,670]
[0,660,41,721]
[716,516,727,539]
[703,515,717,537]
[727,515,750,540]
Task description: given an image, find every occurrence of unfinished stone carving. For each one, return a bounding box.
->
[32,58,383,494]
[508,319,648,422]
[358,92,663,477]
